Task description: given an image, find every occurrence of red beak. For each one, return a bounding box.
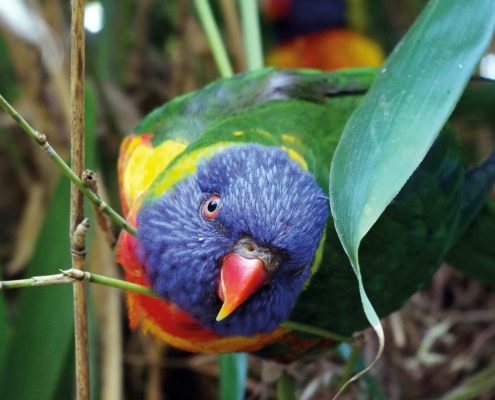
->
[216,252,268,321]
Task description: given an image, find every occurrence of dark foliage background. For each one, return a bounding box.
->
[0,1,495,399]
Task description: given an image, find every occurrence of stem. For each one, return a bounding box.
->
[71,0,90,396]
[0,95,137,237]
[280,320,351,342]
[89,272,156,297]
[0,269,157,297]
[339,344,362,389]
[239,0,263,70]
[82,170,117,247]
[0,270,346,341]
[277,372,296,400]
[193,0,233,78]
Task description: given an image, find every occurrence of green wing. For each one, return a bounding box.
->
[134,68,377,145]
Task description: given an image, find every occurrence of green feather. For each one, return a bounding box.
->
[135,68,377,146]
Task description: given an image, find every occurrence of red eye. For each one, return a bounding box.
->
[203,195,220,219]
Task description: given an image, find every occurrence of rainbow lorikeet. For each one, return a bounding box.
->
[265,29,385,71]
[117,68,495,361]
[262,0,385,71]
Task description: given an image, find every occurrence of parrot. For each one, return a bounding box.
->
[262,0,347,41]
[262,0,386,71]
[117,67,495,362]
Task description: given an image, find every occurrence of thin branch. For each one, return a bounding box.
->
[193,0,233,78]
[277,372,296,400]
[0,95,137,237]
[71,0,90,397]
[0,269,348,341]
[281,320,351,343]
[0,269,156,297]
[82,170,117,247]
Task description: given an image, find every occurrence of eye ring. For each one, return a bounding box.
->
[203,195,220,219]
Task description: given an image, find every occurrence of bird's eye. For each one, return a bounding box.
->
[203,195,220,219]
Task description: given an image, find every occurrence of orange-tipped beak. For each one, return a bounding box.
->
[216,253,269,321]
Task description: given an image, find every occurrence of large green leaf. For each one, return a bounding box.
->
[1,178,75,400]
[329,0,495,390]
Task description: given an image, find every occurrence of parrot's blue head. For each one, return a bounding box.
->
[137,144,328,336]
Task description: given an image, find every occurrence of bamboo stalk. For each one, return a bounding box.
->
[238,0,263,71]
[70,0,90,398]
[277,372,296,400]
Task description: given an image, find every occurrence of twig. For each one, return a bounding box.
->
[0,269,346,341]
[0,95,137,237]
[0,271,88,288]
[82,170,117,247]
[70,0,90,397]
[193,0,233,78]
[277,371,296,400]
[0,268,156,297]
[281,320,351,342]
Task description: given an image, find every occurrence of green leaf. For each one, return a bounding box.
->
[1,178,75,400]
[219,353,248,400]
[329,0,495,392]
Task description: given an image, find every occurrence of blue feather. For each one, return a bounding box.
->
[137,144,328,336]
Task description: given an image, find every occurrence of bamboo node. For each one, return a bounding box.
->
[36,131,49,149]
[72,218,90,250]
[98,201,107,211]
[61,268,91,282]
